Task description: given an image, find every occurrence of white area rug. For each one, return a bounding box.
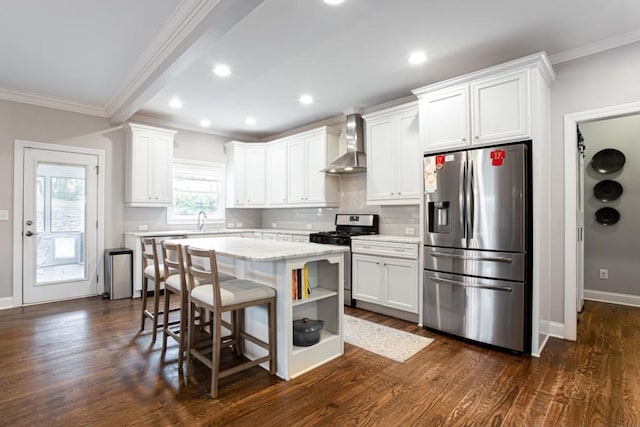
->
[343,315,434,362]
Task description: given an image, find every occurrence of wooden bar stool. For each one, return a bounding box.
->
[160,241,189,368]
[185,247,276,399]
[139,237,166,343]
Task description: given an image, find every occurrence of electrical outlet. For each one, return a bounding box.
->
[138,224,148,231]
[599,269,609,280]
[405,227,415,235]
[272,223,277,228]
[0,210,8,221]
[227,223,235,228]
[236,222,243,228]
[306,224,313,230]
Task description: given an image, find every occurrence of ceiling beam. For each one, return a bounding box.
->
[107,0,264,124]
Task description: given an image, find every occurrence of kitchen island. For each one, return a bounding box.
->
[165,236,348,380]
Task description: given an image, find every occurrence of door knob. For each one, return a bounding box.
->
[25,231,35,236]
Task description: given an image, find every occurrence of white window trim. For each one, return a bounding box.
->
[166,158,226,225]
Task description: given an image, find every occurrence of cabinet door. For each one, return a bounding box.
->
[396,109,421,201]
[130,132,152,203]
[276,234,293,242]
[366,117,396,200]
[267,142,288,205]
[305,134,326,204]
[287,138,307,203]
[383,258,418,313]
[292,235,309,243]
[233,145,247,206]
[471,70,529,145]
[352,254,383,303]
[152,133,173,204]
[420,86,470,152]
[245,145,266,206]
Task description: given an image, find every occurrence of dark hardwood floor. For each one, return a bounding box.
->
[0,298,638,426]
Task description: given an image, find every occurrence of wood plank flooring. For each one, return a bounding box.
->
[0,298,638,426]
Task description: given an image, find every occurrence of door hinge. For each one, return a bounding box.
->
[96,274,99,283]
[95,165,99,174]
[96,220,98,229]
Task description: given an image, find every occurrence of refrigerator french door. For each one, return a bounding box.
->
[423,142,531,353]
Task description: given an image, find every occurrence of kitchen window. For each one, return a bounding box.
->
[166,159,225,224]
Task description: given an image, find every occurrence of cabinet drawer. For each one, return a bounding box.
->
[351,241,418,259]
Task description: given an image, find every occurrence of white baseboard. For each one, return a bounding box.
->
[0,297,15,310]
[584,290,640,308]
[548,321,565,339]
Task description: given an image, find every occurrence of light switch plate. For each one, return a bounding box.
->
[272,223,277,228]
[236,222,243,228]
[138,224,148,231]
[405,227,415,235]
[306,224,312,230]
[227,223,235,228]
[0,210,8,221]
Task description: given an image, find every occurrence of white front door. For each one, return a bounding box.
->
[577,128,585,313]
[22,147,99,304]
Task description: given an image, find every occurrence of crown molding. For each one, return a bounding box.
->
[129,113,260,141]
[549,29,640,65]
[0,87,108,117]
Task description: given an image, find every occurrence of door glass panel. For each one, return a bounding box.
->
[36,163,87,285]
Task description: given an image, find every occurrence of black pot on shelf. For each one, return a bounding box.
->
[293,318,324,346]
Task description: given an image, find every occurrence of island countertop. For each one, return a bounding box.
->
[164,236,348,262]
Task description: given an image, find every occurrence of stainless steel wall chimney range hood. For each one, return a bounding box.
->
[322,113,366,174]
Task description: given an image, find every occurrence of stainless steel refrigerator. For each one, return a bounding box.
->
[423,142,531,353]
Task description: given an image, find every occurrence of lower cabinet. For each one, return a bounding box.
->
[352,241,419,313]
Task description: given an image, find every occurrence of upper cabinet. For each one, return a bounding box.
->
[413,54,554,153]
[286,127,340,207]
[125,123,176,207]
[225,142,266,208]
[363,102,421,205]
[225,126,339,209]
[266,141,288,206]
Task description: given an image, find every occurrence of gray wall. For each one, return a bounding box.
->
[580,115,640,295]
[549,41,640,323]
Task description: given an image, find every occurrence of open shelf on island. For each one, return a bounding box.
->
[292,329,339,356]
[292,287,337,306]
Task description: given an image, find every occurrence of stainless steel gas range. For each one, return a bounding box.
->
[309,214,379,306]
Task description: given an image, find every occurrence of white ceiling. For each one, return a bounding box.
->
[1,0,640,140]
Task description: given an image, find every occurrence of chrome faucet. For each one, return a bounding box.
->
[197,211,207,231]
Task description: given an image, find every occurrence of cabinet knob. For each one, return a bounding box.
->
[475,136,479,139]
[462,138,466,142]
[282,198,286,201]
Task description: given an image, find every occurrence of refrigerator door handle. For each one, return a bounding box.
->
[460,159,466,238]
[467,159,474,239]
[430,251,514,263]
[428,275,513,292]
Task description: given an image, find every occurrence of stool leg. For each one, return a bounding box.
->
[211,313,222,399]
[178,292,187,370]
[161,289,171,358]
[186,301,195,379]
[140,276,148,331]
[151,279,161,344]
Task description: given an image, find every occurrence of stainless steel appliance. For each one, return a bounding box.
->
[309,214,379,306]
[423,142,531,353]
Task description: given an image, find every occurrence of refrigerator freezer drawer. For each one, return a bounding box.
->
[424,247,525,282]
[423,271,524,352]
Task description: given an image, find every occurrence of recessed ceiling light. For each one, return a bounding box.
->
[299,95,313,105]
[213,65,231,77]
[200,119,211,128]
[168,98,183,108]
[408,52,427,65]
[245,117,256,125]
[324,0,345,5]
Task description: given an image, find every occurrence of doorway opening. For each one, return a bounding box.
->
[563,101,640,340]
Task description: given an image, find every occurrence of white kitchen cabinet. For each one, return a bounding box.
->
[292,235,310,243]
[364,102,421,205]
[286,127,340,207]
[352,239,419,314]
[415,68,530,153]
[266,141,288,206]
[225,142,266,207]
[125,123,176,207]
[277,234,293,242]
[262,232,278,241]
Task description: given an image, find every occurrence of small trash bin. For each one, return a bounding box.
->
[104,248,133,300]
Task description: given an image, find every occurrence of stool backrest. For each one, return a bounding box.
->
[161,241,186,293]
[185,247,222,309]
[141,237,162,280]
